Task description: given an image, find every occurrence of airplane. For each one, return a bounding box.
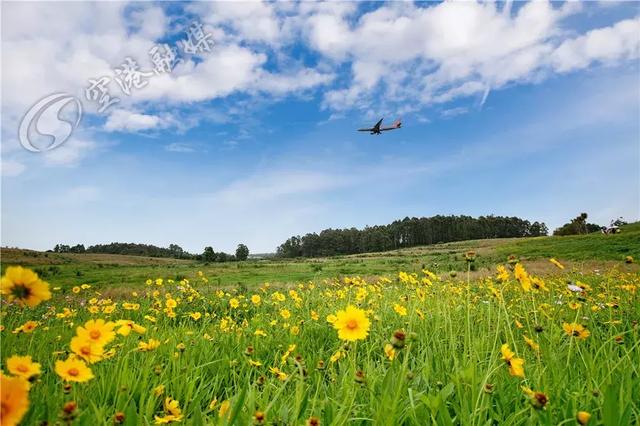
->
[357,118,402,135]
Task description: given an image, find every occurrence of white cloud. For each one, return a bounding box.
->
[165,142,195,153]
[104,109,164,132]
[551,18,640,72]
[43,138,97,167]
[306,1,638,113]
[1,159,26,177]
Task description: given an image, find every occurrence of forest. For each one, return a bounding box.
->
[276,215,548,258]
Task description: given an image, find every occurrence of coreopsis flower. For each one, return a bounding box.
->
[138,339,161,352]
[6,355,42,379]
[218,400,231,419]
[384,344,396,361]
[500,344,525,378]
[624,256,633,264]
[549,258,565,269]
[310,310,319,321]
[333,305,370,341]
[55,356,94,382]
[576,411,591,425]
[13,321,39,334]
[306,416,320,426]
[253,411,265,425]
[562,323,590,339]
[76,319,116,346]
[154,397,183,424]
[115,320,146,336]
[0,372,30,426]
[70,336,104,364]
[1,266,51,307]
[269,367,288,381]
[251,295,261,305]
[523,335,540,352]
[153,385,165,397]
[496,265,510,282]
[514,264,531,292]
[522,386,548,409]
[229,298,240,309]
[393,304,407,316]
[280,309,291,319]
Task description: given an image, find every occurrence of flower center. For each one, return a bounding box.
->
[68,368,79,376]
[81,346,91,355]
[90,330,101,339]
[17,364,29,373]
[11,284,32,300]
[347,319,358,330]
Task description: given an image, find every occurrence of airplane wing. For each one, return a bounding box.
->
[357,128,374,132]
[380,118,402,131]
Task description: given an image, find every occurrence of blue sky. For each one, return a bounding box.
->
[1,1,639,253]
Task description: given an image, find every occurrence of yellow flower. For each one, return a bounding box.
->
[577,411,591,425]
[523,335,540,352]
[562,323,590,340]
[280,309,291,319]
[251,295,261,305]
[6,355,42,379]
[154,396,183,424]
[76,319,116,346]
[249,359,262,367]
[501,344,525,378]
[513,263,532,292]
[166,299,177,309]
[333,305,370,341]
[393,304,407,316]
[219,400,231,418]
[70,336,105,364]
[55,356,94,382]
[496,265,510,282]
[0,373,30,426]
[14,320,39,334]
[153,385,165,397]
[189,312,202,321]
[326,314,337,324]
[521,386,549,409]
[138,339,161,352]
[310,310,319,321]
[269,367,288,381]
[384,344,396,361]
[1,266,51,307]
[229,298,240,309]
[254,329,267,337]
[72,286,81,294]
[549,258,564,269]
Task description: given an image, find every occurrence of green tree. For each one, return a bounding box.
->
[203,246,216,262]
[235,244,249,261]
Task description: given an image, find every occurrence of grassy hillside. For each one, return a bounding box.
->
[2,223,638,292]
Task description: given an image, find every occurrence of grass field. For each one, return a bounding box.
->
[1,226,639,425]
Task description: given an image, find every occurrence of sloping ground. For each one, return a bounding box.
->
[0,248,194,266]
[497,222,640,261]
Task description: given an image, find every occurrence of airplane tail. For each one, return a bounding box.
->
[392,118,402,128]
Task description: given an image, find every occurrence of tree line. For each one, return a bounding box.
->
[276,215,548,258]
[52,242,250,261]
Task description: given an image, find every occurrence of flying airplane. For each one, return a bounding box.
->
[357,118,402,135]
